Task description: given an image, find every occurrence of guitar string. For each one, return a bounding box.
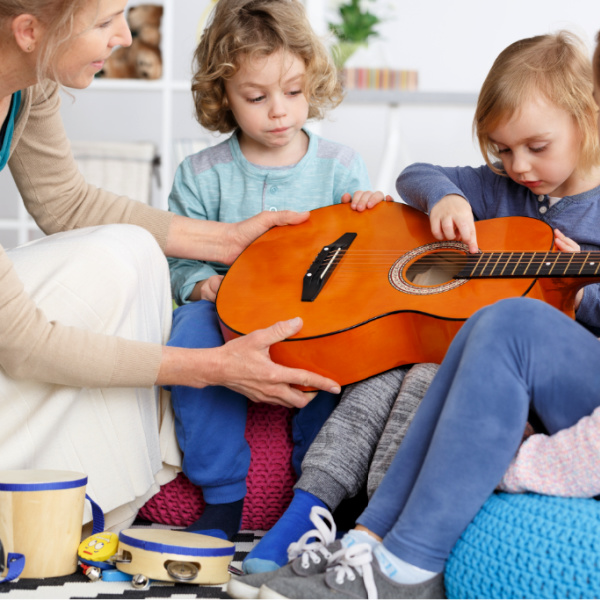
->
[327,263,600,271]
[325,256,600,262]
[312,252,600,276]
[321,249,599,259]
[320,249,599,257]
[318,251,600,266]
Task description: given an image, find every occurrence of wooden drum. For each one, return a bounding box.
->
[0,470,87,578]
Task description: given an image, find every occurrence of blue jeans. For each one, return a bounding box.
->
[166,301,338,504]
[358,297,600,572]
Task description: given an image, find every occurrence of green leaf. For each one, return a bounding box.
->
[328,0,381,44]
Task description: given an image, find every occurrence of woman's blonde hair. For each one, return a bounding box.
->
[475,30,600,174]
[0,0,94,84]
[192,0,343,133]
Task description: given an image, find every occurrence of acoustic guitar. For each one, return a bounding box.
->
[216,201,600,387]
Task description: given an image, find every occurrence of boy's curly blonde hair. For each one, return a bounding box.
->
[192,0,343,133]
[475,30,600,175]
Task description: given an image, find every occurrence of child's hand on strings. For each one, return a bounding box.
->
[341,191,393,212]
[554,228,583,310]
[554,228,580,252]
[429,194,478,254]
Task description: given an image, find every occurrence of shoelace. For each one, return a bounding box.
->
[286,505,337,570]
[327,543,378,600]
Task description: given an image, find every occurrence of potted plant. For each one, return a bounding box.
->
[329,0,382,69]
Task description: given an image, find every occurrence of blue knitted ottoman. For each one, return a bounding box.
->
[445,492,600,599]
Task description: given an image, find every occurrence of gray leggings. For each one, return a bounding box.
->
[296,363,439,509]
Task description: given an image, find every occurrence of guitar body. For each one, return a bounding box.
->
[216,202,584,386]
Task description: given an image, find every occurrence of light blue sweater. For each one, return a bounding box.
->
[397,162,600,331]
[168,128,371,305]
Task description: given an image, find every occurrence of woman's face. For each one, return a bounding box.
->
[53,0,131,88]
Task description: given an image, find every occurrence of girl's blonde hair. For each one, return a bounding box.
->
[594,31,600,87]
[0,0,93,84]
[192,0,343,133]
[475,30,600,174]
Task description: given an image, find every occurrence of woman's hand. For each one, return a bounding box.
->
[341,191,393,211]
[222,210,312,265]
[157,317,341,408]
[429,194,478,253]
[165,210,311,266]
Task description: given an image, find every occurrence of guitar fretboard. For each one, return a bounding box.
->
[457,252,600,279]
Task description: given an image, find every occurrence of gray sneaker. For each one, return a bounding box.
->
[258,543,446,599]
[227,506,342,600]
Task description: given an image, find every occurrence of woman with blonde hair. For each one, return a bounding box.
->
[0,0,340,532]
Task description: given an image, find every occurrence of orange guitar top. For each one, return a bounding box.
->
[216,202,596,387]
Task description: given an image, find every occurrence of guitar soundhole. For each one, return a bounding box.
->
[389,242,469,295]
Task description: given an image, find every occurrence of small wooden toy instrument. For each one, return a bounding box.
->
[112,529,235,586]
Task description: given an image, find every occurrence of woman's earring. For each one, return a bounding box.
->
[27,45,32,52]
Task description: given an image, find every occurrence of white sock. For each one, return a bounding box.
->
[341,528,379,549]
[373,543,439,584]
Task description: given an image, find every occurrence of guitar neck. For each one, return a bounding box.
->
[457,251,600,279]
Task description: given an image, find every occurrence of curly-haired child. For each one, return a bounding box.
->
[164,0,388,542]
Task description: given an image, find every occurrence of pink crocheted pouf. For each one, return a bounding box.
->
[138,402,297,530]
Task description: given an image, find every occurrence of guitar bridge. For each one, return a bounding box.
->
[302,232,357,302]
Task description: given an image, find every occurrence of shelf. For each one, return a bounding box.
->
[338,90,478,191]
[88,78,191,92]
[343,90,478,106]
[65,0,479,213]
[59,0,205,211]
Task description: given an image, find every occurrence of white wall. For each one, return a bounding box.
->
[61,0,599,194]
[359,0,596,91]
[316,0,599,198]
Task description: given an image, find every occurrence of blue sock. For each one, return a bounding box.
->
[341,529,379,549]
[184,499,244,541]
[242,489,327,574]
[374,543,439,584]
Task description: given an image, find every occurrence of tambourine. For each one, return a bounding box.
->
[112,529,235,586]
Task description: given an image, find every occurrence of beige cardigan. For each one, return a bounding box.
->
[1,80,174,388]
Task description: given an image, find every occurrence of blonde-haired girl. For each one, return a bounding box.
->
[398,30,600,331]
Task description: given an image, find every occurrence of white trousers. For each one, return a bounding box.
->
[0,225,181,531]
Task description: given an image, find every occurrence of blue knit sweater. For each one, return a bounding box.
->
[168,128,371,305]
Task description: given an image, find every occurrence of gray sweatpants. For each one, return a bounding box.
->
[296,363,440,509]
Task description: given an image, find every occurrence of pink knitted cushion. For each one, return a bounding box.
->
[138,403,297,530]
